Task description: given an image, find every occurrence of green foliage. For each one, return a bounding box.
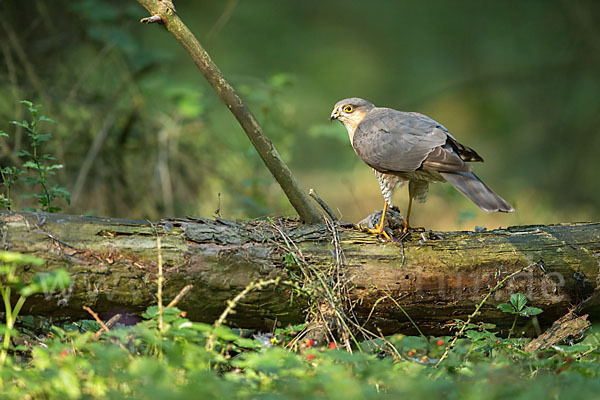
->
[1,308,599,398]
[498,293,543,338]
[498,293,544,317]
[0,101,70,213]
[0,251,70,367]
[0,282,598,398]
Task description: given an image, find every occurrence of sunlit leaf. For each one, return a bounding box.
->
[510,293,527,311]
[0,251,44,265]
[497,303,515,314]
[20,269,71,297]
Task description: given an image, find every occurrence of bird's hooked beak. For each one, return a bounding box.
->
[330,109,339,121]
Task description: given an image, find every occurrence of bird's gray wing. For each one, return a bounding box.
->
[352,109,470,173]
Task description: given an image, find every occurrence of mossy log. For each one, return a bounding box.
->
[1,211,598,335]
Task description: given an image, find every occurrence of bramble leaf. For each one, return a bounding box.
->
[510,293,527,311]
[497,303,516,314]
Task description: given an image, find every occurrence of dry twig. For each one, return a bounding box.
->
[167,284,194,308]
[83,306,110,333]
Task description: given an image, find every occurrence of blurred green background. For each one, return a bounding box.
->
[1,0,599,230]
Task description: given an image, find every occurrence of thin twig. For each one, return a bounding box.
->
[206,278,282,351]
[384,294,429,346]
[148,221,165,332]
[94,313,122,339]
[273,220,363,352]
[156,234,164,332]
[309,189,337,222]
[214,278,281,329]
[167,284,194,308]
[83,308,133,359]
[205,0,239,44]
[83,306,110,333]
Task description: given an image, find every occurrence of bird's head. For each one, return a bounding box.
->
[330,98,375,142]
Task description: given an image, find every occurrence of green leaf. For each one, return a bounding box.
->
[22,161,39,170]
[35,133,52,142]
[212,325,242,342]
[497,303,516,314]
[510,293,527,311]
[52,184,70,200]
[520,306,543,316]
[10,120,29,129]
[142,305,159,318]
[38,116,56,124]
[47,164,64,170]
[20,269,71,297]
[466,330,497,342]
[0,251,45,265]
[13,149,31,157]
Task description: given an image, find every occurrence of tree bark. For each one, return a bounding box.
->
[2,211,598,335]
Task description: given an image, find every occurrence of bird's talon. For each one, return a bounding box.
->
[367,224,391,240]
[400,221,408,233]
[401,222,425,233]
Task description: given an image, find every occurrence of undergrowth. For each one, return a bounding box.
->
[0,242,598,398]
[1,288,599,399]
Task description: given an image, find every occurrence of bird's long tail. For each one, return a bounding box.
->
[440,171,514,212]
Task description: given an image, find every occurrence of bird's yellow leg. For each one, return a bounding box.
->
[401,197,413,232]
[368,201,391,240]
[402,196,424,232]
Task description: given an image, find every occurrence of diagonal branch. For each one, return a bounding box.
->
[135,0,322,223]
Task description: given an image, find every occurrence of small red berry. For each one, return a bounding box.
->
[306,339,314,347]
[436,339,444,346]
[60,350,67,357]
[181,311,187,317]
[306,353,316,361]
[420,356,429,363]
[328,342,336,350]
[408,350,416,357]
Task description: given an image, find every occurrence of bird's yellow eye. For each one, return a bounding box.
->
[343,105,354,113]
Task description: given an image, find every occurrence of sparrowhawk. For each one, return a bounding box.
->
[330,97,514,238]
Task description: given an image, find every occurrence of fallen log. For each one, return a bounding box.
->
[1,211,598,335]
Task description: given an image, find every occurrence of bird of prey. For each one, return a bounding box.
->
[330,97,513,238]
